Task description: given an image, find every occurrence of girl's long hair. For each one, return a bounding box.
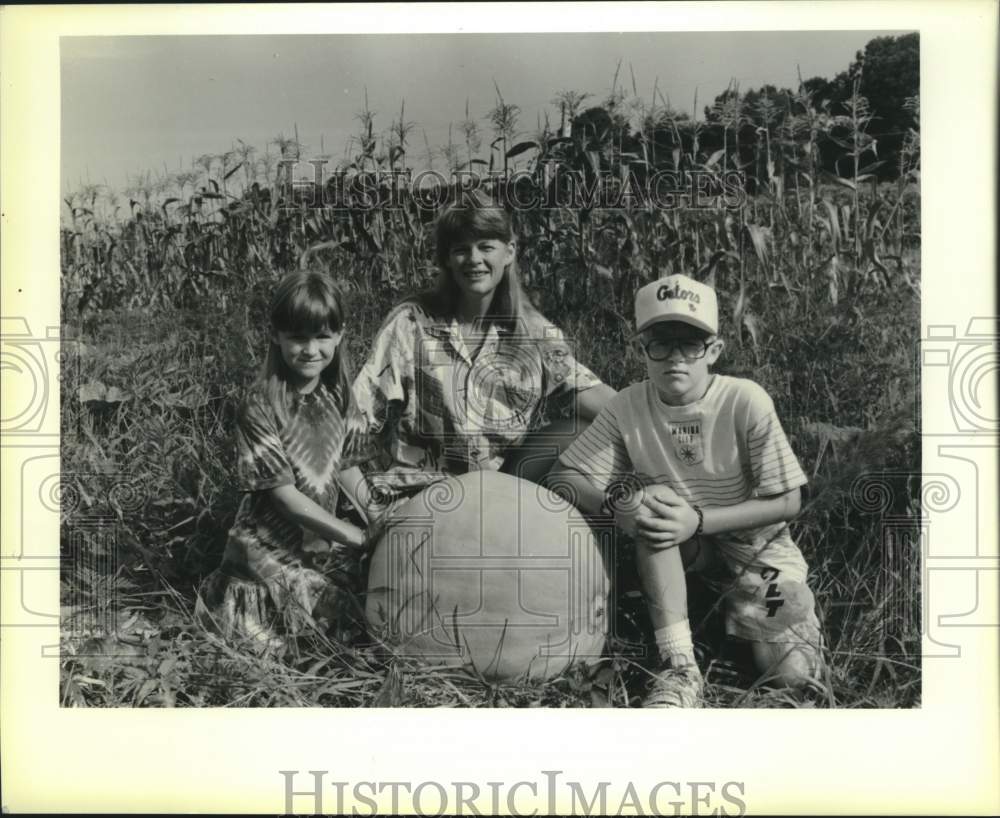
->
[416,188,543,336]
[262,269,354,425]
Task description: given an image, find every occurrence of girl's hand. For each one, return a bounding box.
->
[343,521,368,550]
[269,485,367,549]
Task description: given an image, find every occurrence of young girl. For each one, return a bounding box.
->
[350,188,616,511]
[196,269,373,649]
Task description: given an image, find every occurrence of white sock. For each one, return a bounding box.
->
[654,621,696,668]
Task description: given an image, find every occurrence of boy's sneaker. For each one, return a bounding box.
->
[643,663,705,708]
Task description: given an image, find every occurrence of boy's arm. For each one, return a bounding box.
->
[702,488,801,534]
[547,464,686,546]
[268,484,366,550]
[547,392,681,546]
[546,464,605,515]
[640,486,802,549]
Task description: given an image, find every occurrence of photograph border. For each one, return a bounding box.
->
[2,2,997,814]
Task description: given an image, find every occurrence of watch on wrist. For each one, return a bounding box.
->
[693,504,704,537]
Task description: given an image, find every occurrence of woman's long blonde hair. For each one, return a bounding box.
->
[261,269,353,424]
[417,188,542,336]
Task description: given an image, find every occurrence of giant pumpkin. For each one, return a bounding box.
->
[365,471,610,680]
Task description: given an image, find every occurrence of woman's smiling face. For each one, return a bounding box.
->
[446,234,515,303]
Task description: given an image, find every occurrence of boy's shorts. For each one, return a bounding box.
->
[684,535,823,649]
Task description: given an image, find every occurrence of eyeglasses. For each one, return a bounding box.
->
[637,337,713,361]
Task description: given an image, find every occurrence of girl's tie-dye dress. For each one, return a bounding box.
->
[195,381,368,647]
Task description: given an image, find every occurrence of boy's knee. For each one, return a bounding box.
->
[751,640,823,688]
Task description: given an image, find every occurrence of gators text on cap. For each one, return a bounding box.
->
[634,274,719,336]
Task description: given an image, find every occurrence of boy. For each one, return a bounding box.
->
[549,274,823,707]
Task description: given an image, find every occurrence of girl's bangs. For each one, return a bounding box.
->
[272,281,342,334]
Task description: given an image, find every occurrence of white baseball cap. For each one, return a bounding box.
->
[634,274,718,336]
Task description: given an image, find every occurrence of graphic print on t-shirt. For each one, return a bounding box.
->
[669,420,703,465]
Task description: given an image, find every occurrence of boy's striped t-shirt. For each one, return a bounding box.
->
[559,375,809,577]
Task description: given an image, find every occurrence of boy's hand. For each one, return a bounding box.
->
[611,488,677,547]
[636,484,701,548]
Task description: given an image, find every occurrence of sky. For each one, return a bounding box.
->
[61,31,910,194]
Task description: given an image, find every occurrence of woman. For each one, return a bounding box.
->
[350,188,615,512]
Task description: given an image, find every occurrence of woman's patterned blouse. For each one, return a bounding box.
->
[352,301,602,500]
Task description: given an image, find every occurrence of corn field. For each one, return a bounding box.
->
[62,71,919,320]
